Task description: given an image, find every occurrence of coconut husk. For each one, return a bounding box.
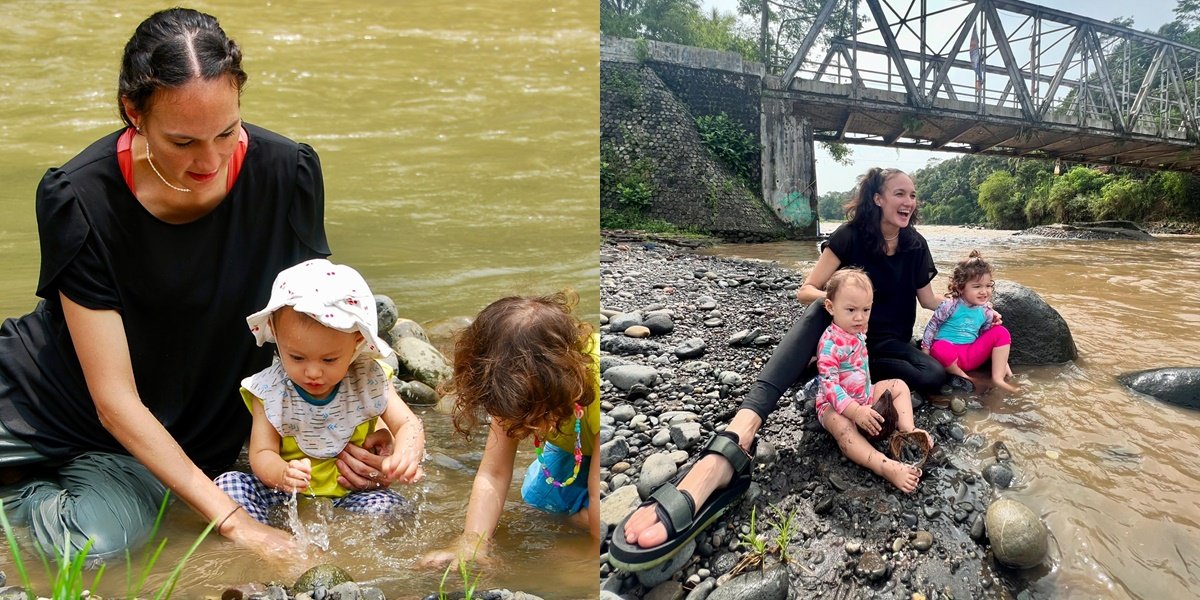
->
[888,430,935,470]
[863,389,898,443]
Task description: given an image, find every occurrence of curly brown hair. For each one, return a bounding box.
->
[947,250,993,298]
[446,290,595,441]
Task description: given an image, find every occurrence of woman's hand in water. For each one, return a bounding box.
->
[336,436,396,491]
[221,507,299,559]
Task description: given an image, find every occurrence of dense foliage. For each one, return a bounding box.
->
[695,113,760,182]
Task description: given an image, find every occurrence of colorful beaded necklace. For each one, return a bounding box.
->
[531,403,584,488]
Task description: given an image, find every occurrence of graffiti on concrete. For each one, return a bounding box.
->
[776,190,814,227]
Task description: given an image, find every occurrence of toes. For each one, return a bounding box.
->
[637,523,668,548]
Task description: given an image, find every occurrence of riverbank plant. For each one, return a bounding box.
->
[436,540,485,600]
[0,492,214,599]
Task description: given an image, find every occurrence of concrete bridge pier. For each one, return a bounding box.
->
[761,97,819,237]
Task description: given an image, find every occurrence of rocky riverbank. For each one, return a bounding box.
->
[598,234,1033,600]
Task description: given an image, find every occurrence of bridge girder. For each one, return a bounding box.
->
[774,0,1200,171]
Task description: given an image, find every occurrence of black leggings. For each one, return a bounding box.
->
[739,301,947,421]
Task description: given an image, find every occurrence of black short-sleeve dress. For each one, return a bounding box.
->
[824,223,937,347]
[0,123,330,472]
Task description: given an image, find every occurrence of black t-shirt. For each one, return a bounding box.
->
[0,123,330,472]
[823,223,937,346]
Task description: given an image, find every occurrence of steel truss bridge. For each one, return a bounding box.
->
[775,0,1200,171]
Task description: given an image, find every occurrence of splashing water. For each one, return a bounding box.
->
[285,491,334,555]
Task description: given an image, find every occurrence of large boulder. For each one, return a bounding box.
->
[991,281,1077,365]
[985,498,1048,569]
[1118,367,1200,409]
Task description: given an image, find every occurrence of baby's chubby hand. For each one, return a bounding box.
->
[382,446,424,484]
[282,458,311,492]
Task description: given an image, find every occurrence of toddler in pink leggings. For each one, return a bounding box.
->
[921,250,1017,393]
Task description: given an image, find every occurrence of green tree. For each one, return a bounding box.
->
[978,171,1027,228]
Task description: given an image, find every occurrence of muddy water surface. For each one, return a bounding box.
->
[709,224,1200,600]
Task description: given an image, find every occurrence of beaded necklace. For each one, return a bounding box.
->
[531,403,584,488]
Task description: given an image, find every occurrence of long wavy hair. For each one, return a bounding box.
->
[842,167,921,255]
[445,290,595,441]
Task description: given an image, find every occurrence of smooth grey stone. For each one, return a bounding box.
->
[599,437,630,467]
[388,317,430,345]
[674,338,707,360]
[986,498,1048,568]
[983,463,1014,488]
[600,485,641,532]
[604,365,660,391]
[610,404,637,422]
[643,313,676,335]
[373,295,398,335]
[707,565,788,600]
[608,311,643,332]
[645,581,682,600]
[669,422,703,450]
[636,453,680,498]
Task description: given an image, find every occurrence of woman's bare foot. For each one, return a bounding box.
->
[622,452,734,548]
[877,458,921,493]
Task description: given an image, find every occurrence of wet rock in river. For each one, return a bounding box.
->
[373,295,398,335]
[388,317,430,345]
[985,498,1048,568]
[392,336,453,389]
[990,281,1077,365]
[983,463,1014,488]
[396,379,439,406]
[1118,367,1200,409]
[293,564,354,596]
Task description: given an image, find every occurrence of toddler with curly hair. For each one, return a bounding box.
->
[420,291,599,568]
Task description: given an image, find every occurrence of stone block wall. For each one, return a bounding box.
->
[601,61,788,240]
[600,37,795,240]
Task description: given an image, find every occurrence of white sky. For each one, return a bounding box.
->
[699,0,1181,192]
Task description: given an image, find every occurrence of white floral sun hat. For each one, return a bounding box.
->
[246,258,393,359]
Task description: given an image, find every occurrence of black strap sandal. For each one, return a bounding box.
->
[608,431,755,572]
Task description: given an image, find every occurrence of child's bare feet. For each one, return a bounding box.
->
[877,458,921,493]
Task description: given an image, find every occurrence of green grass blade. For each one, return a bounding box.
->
[152,518,216,600]
[134,537,169,597]
[0,499,33,593]
[89,562,107,596]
